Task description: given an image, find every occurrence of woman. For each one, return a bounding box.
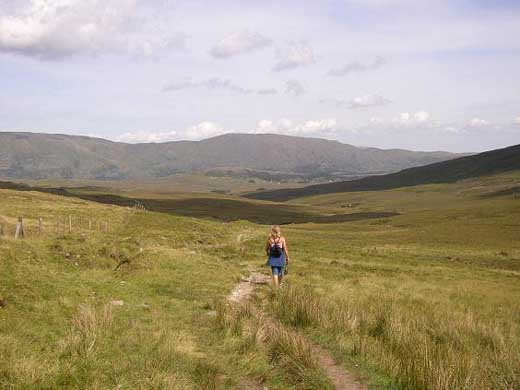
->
[265,225,290,288]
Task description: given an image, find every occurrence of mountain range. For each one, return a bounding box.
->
[0,132,463,180]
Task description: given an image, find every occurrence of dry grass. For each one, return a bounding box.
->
[59,303,114,359]
[2,173,520,389]
[269,285,520,389]
[216,301,333,389]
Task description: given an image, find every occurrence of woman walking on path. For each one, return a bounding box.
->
[265,225,290,288]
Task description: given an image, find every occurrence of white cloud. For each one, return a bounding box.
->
[329,61,365,76]
[210,30,272,58]
[358,111,445,132]
[163,77,253,94]
[328,56,386,76]
[369,117,384,124]
[162,77,195,92]
[360,112,510,135]
[348,94,391,109]
[468,118,489,127]
[395,112,411,123]
[320,95,391,109]
[414,111,431,123]
[183,121,225,140]
[277,118,294,131]
[0,0,184,59]
[285,80,305,97]
[273,41,316,71]
[392,111,432,125]
[442,126,463,133]
[202,78,252,94]
[255,118,337,136]
[294,119,337,135]
[118,121,226,143]
[119,129,178,143]
[256,119,276,133]
[163,77,283,96]
[257,88,278,95]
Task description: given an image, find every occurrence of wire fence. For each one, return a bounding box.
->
[0,215,114,240]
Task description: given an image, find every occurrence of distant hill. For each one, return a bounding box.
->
[0,132,462,180]
[245,144,520,201]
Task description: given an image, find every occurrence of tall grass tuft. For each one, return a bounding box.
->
[192,361,220,390]
[215,301,333,389]
[264,325,333,389]
[59,303,114,358]
[269,285,520,390]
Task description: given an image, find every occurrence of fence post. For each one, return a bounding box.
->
[38,217,43,236]
[68,215,72,233]
[15,217,24,240]
[88,219,92,230]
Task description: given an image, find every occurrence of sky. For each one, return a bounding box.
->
[0,0,519,152]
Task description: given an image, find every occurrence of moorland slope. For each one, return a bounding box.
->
[246,143,520,201]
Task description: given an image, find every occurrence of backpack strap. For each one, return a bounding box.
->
[270,237,282,248]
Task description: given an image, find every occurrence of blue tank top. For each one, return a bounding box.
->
[268,240,286,267]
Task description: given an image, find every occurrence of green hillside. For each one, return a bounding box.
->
[1,189,333,389]
[1,169,520,389]
[246,143,520,201]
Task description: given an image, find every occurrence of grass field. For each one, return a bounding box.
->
[1,172,519,389]
[269,173,520,388]
[0,189,321,389]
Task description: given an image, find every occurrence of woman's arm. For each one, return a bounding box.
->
[283,238,290,262]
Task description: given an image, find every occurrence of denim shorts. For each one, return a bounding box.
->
[271,266,284,276]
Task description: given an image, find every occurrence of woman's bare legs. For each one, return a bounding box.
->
[272,274,280,288]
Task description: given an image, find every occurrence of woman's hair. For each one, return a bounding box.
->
[269,225,281,240]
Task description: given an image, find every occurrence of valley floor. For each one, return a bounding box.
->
[1,173,519,389]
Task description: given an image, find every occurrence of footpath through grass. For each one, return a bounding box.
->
[2,172,520,389]
[0,189,312,389]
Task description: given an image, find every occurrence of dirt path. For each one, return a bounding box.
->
[228,272,271,303]
[311,344,366,390]
[228,271,366,390]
